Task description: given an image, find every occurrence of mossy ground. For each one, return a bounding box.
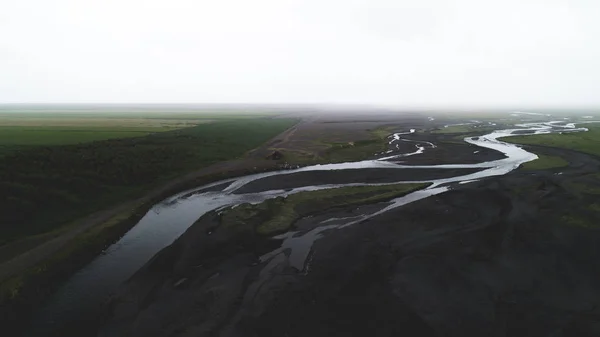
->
[521,154,568,170]
[219,183,430,236]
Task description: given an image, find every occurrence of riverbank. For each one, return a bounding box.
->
[98,129,600,337]
[0,116,307,336]
[17,114,599,336]
[4,115,418,337]
[0,158,287,336]
[0,118,298,244]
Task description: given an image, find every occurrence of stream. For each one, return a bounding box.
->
[27,118,592,336]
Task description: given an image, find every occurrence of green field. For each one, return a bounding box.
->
[272,128,390,165]
[504,126,600,157]
[0,126,172,144]
[0,111,278,156]
[432,124,497,135]
[0,118,296,244]
[521,154,569,170]
[322,139,386,163]
[0,112,214,156]
[502,124,600,171]
[432,125,476,134]
[0,126,178,156]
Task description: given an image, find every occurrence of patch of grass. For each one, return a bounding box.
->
[589,203,600,212]
[0,202,149,335]
[0,126,175,147]
[504,126,600,157]
[521,154,568,170]
[273,128,391,165]
[568,182,600,195]
[323,139,386,163]
[432,125,476,134]
[432,124,497,136]
[44,208,138,266]
[0,276,24,301]
[561,214,600,229]
[370,127,395,139]
[0,111,275,123]
[0,118,297,244]
[220,183,430,236]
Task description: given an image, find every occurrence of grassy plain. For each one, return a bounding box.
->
[0,116,297,244]
[521,154,569,170]
[0,126,172,155]
[432,125,477,134]
[504,126,600,157]
[0,112,254,156]
[272,128,391,164]
[501,125,600,170]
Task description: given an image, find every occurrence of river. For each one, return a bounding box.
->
[26,118,591,336]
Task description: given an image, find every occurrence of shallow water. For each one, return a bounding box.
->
[27,118,589,336]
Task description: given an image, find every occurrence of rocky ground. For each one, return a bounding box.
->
[96,142,600,337]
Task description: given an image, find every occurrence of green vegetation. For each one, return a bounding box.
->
[504,126,600,157]
[501,125,600,171]
[0,206,136,301]
[0,112,266,156]
[0,111,275,122]
[432,124,497,135]
[273,128,390,165]
[432,125,476,134]
[589,203,600,212]
[0,202,149,333]
[220,182,430,236]
[567,179,600,196]
[322,139,386,162]
[0,118,297,244]
[560,214,600,229]
[521,154,568,170]
[371,127,395,139]
[505,124,600,227]
[0,126,180,142]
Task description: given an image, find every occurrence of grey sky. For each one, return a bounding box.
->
[1,0,599,107]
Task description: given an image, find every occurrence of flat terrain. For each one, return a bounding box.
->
[0,126,173,156]
[101,147,600,337]
[95,113,600,337]
[5,110,600,337]
[520,154,568,170]
[500,124,600,171]
[0,116,297,244]
[252,114,425,163]
[0,112,254,156]
[220,182,429,235]
[0,112,302,337]
[506,124,600,157]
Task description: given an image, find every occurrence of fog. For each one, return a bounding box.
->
[1,0,599,107]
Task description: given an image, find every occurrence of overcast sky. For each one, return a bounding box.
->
[1,0,599,107]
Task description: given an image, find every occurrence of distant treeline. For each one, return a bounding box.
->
[0,118,296,244]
